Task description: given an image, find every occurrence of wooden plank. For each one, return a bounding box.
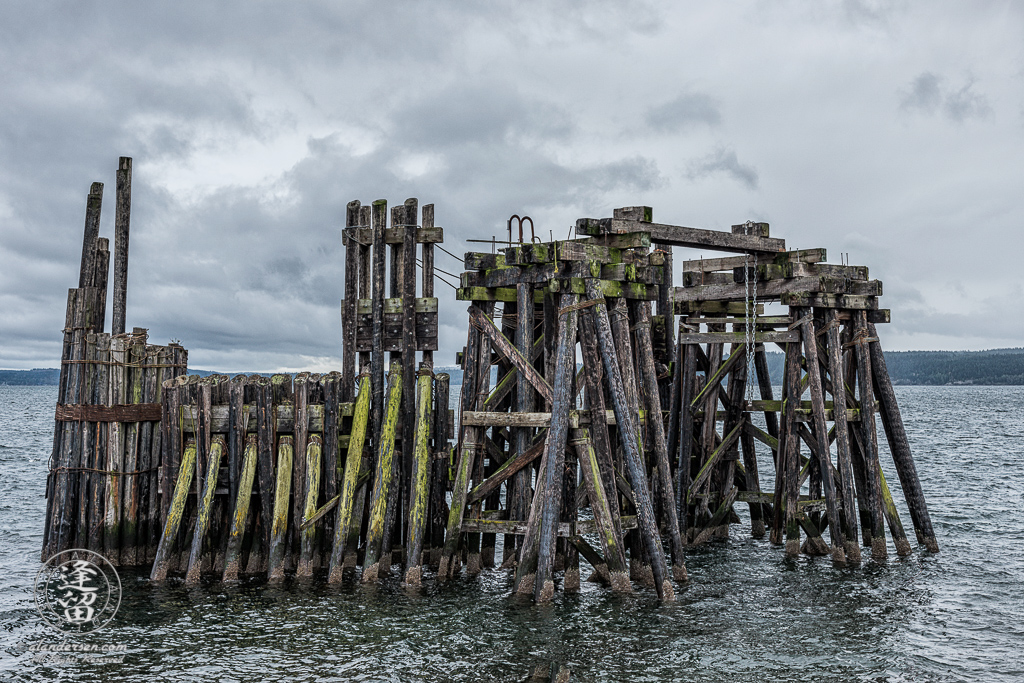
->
[674,277,880,303]
[781,292,879,309]
[462,515,638,536]
[345,225,444,244]
[679,331,798,344]
[595,218,785,253]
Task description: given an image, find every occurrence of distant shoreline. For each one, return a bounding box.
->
[3,348,1024,386]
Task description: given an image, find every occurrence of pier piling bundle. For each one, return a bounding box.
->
[43,161,936,602]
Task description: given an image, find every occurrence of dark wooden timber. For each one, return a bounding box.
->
[342,200,360,402]
[867,322,938,553]
[853,311,887,560]
[824,309,861,562]
[111,157,131,336]
[79,183,103,288]
[781,339,802,557]
[401,197,419,547]
[370,199,387,438]
[630,300,687,580]
[421,204,435,367]
[533,293,578,602]
[585,278,672,601]
[796,309,846,563]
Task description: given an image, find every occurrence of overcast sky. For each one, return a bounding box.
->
[1,1,1021,371]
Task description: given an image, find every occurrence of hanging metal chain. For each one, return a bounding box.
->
[743,221,757,402]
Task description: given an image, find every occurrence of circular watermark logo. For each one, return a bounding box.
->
[34,549,121,634]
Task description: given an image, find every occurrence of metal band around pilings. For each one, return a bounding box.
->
[55,403,163,422]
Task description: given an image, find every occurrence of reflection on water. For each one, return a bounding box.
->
[2,385,1022,681]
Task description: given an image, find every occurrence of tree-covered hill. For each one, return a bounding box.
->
[4,348,1024,386]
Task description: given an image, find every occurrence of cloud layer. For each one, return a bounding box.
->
[1,1,1022,370]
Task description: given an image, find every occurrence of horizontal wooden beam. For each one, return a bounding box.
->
[344,226,443,244]
[679,331,799,344]
[461,515,638,536]
[460,409,641,429]
[673,276,882,303]
[585,218,786,253]
[682,248,826,273]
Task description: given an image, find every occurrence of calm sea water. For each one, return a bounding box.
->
[1,385,1022,682]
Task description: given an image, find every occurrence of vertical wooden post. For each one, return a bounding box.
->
[92,238,110,333]
[631,300,687,581]
[533,293,578,602]
[421,204,435,367]
[267,436,295,582]
[675,323,697,538]
[329,375,370,583]
[401,197,419,549]
[578,313,626,560]
[428,372,451,566]
[104,335,127,563]
[121,330,146,565]
[867,323,939,553]
[292,373,310,559]
[780,339,803,557]
[404,369,434,584]
[342,201,360,402]
[370,199,387,438]
[853,311,887,561]
[185,436,225,585]
[79,182,103,288]
[823,309,861,562]
[255,376,275,560]
[654,242,674,368]
[322,372,341,502]
[465,300,494,576]
[439,318,483,581]
[223,434,257,581]
[797,310,847,563]
[111,157,132,336]
[362,363,403,582]
[151,439,197,581]
[297,434,322,577]
[585,279,672,602]
[572,428,630,591]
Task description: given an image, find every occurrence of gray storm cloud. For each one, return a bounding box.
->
[1,1,1022,370]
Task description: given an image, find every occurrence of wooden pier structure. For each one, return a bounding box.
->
[43,159,937,604]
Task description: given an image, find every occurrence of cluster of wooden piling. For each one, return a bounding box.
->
[674,245,938,560]
[44,159,189,565]
[44,167,937,601]
[147,198,451,584]
[147,369,452,585]
[440,206,938,603]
